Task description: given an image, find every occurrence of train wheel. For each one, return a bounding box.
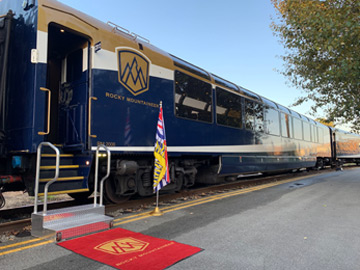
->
[104,178,131,204]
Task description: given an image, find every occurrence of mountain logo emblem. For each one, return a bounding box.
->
[94,237,149,255]
[117,49,150,96]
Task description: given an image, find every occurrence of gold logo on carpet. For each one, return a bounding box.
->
[94,237,149,255]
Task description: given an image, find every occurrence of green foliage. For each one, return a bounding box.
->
[271,0,360,131]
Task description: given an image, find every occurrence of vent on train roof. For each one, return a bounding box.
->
[107,21,150,44]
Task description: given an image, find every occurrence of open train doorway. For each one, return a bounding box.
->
[46,23,90,151]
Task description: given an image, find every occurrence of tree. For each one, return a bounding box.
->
[271,0,360,131]
[315,118,335,128]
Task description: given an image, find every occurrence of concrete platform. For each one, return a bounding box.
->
[1,167,360,269]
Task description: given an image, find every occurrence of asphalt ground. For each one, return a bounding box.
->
[1,167,360,269]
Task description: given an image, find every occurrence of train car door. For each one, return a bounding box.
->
[46,24,90,151]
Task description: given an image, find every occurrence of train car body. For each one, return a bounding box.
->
[332,128,360,164]
[0,0,342,204]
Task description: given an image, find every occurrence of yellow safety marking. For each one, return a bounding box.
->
[39,176,85,182]
[0,239,54,256]
[40,165,79,170]
[0,238,43,250]
[114,176,304,226]
[0,234,54,256]
[38,188,89,196]
[0,175,308,257]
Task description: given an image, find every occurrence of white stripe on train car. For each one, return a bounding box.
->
[91,144,275,153]
[36,30,48,63]
[92,46,173,80]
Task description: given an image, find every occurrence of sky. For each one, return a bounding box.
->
[58,0,318,120]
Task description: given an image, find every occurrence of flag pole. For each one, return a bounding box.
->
[150,189,163,216]
[150,101,164,216]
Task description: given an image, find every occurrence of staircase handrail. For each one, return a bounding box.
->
[33,142,60,214]
[94,145,111,206]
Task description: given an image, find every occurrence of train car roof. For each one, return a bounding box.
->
[40,0,341,133]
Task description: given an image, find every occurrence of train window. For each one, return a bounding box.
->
[171,55,211,80]
[293,118,303,140]
[245,100,255,130]
[264,107,280,136]
[303,122,311,141]
[213,75,239,92]
[175,71,212,123]
[318,127,324,143]
[216,87,242,129]
[311,125,318,142]
[254,102,264,132]
[280,113,293,138]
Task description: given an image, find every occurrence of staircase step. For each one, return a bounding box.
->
[39,176,85,183]
[38,179,88,195]
[41,154,74,158]
[39,170,81,179]
[31,204,113,241]
[40,165,80,170]
[38,188,89,196]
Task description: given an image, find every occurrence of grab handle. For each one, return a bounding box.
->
[38,87,51,135]
[88,96,98,138]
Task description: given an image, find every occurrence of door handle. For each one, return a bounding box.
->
[88,96,98,138]
[38,87,51,135]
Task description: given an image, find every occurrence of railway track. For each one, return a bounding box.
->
[0,168,337,235]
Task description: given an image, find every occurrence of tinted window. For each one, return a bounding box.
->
[281,113,293,138]
[265,107,280,136]
[311,125,318,142]
[293,118,303,140]
[303,122,311,141]
[171,55,210,80]
[318,127,324,143]
[216,87,242,129]
[245,100,255,130]
[213,75,239,92]
[175,71,212,123]
[254,102,264,132]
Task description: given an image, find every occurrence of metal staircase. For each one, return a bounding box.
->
[31,143,114,241]
[37,146,91,196]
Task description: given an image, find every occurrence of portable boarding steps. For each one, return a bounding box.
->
[31,142,113,241]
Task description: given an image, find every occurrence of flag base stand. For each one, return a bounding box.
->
[150,206,163,216]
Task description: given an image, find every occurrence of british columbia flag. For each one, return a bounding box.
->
[153,103,170,192]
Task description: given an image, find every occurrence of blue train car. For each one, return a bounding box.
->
[0,0,336,204]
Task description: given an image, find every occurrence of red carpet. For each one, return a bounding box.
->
[58,228,202,270]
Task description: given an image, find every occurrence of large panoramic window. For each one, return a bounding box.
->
[174,71,212,123]
[293,117,303,140]
[303,122,311,141]
[216,87,242,129]
[245,100,255,130]
[265,107,280,136]
[254,102,264,133]
[280,113,293,138]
